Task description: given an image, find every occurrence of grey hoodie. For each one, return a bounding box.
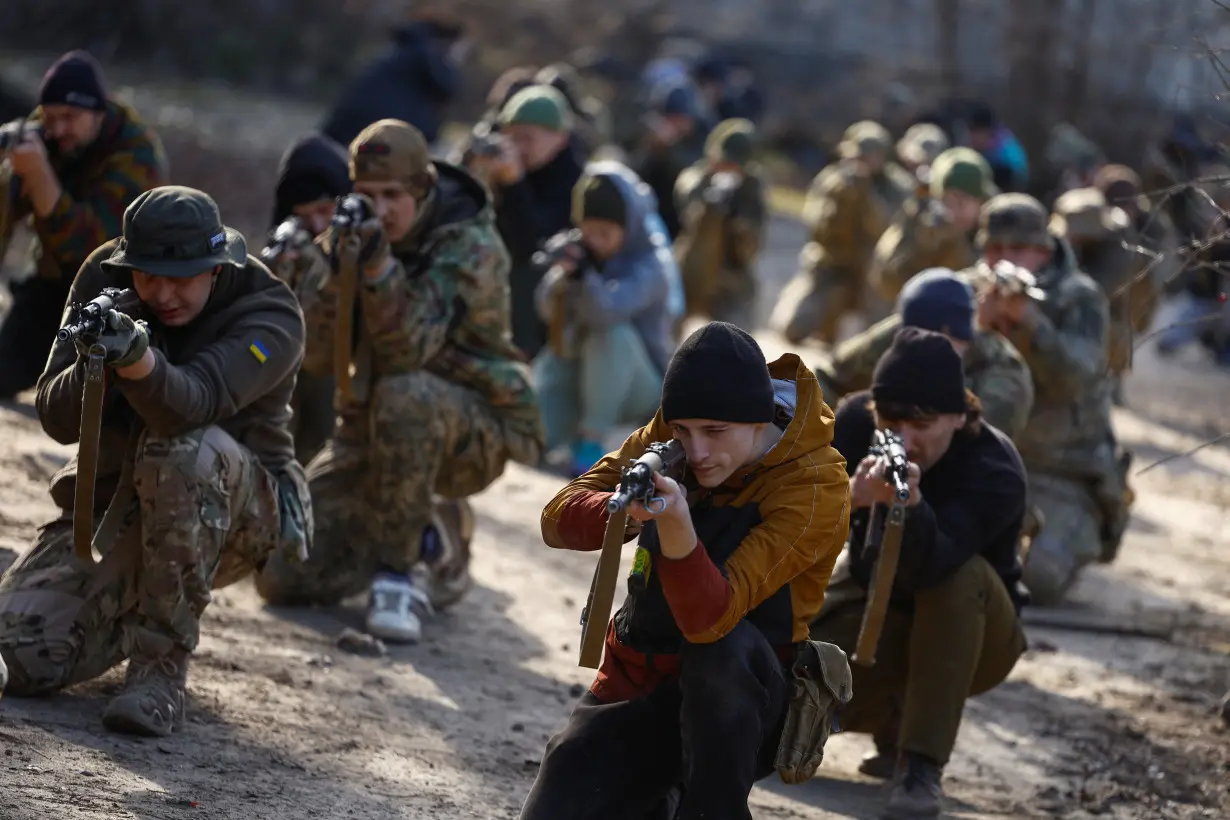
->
[535,160,681,375]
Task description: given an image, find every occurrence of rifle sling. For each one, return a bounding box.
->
[578,508,629,669]
[852,502,906,667]
[333,237,361,410]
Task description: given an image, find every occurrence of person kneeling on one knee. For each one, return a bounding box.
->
[532,161,679,477]
[0,186,310,737]
[520,322,852,820]
[813,326,1030,820]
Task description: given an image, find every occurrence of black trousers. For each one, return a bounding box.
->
[0,276,71,399]
[518,621,789,820]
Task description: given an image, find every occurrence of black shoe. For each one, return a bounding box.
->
[882,752,943,819]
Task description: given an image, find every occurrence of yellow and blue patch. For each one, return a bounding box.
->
[249,339,269,364]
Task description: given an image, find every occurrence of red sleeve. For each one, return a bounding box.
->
[656,541,733,637]
[551,490,614,552]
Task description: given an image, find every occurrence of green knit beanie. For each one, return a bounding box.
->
[930,147,996,200]
[572,173,627,226]
[498,85,574,132]
[705,118,756,165]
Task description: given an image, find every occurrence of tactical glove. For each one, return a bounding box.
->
[73,308,150,368]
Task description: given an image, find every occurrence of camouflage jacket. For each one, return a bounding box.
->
[1075,228,1153,374]
[998,239,1113,478]
[869,195,977,303]
[10,101,167,281]
[814,314,1034,439]
[673,161,766,310]
[799,159,912,275]
[303,162,541,439]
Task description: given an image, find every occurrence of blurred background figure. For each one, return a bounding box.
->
[321,11,469,149]
[963,102,1029,193]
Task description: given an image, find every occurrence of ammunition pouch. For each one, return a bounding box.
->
[774,639,853,784]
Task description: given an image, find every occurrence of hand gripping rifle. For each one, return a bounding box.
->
[578,439,687,669]
[259,216,304,283]
[57,287,132,566]
[852,429,911,667]
[532,229,590,358]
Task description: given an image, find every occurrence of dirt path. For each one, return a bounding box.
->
[1,56,1229,820]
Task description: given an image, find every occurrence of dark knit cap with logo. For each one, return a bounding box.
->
[38,50,107,112]
[871,326,967,418]
[661,322,775,423]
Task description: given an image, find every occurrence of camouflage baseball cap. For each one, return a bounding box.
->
[705,118,755,165]
[897,123,949,167]
[1049,187,1130,241]
[102,185,246,279]
[349,119,436,198]
[838,120,892,159]
[931,147,996,200]
[976,193,1051,249]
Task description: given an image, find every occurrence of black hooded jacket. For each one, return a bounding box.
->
[271,133,352,229]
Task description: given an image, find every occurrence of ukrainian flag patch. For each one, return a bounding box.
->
[249,340,269,364]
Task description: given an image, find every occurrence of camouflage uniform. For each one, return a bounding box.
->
[1050,187,1150,377]
[256,123,543,607]
[0,189,309,737]
[815,315,1033,439]
[771,121,913,345]
[0,99,167,398]
[979,196,1120,604]
[1095,164,1180,327]
[673,119,767,329]
[869,148,994,308]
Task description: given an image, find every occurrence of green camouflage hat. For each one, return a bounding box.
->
[1049,187,1130,240]
[705,118,755,165]
[931,147,996,200]
[838,120,892,159]
[897,123,949,167]
[102,185,246,278]
[499,85,574,132]
[976,193,1051,249]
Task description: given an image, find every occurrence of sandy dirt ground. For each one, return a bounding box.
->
[1,58,1228,820]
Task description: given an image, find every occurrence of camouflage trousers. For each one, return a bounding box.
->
[0,426,282,696]
[771,264,864,346]
[256,371,539,605]
[1019,472,1104,606]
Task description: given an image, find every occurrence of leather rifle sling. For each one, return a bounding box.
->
[333,235,361,410]
[852,501,906,666]
[578,508,628,669]
[72,347,108,565]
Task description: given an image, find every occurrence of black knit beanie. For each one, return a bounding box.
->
[661,322,775,423]
[38,50,107,112]
[871,326,967,418]
[572,173,627,227]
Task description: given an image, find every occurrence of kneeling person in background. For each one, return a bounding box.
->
[532,161,678,477]
[521,322,852,820]
[812,327,1029,820]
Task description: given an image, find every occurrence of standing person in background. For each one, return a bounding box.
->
[0,49,166,400]
[473,86,585,361]
[964,103,1028,194]
[321,12,468,149]
[633,85,708,241]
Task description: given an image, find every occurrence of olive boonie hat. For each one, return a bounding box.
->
[976,193,1051,249]
[102,185,246,278]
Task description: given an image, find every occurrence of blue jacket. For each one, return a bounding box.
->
[536,160,682,375]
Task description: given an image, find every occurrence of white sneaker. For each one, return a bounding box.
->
[366,573,433,643]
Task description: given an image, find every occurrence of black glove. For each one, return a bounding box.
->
[73,309,150,368]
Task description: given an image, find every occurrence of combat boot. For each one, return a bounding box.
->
[422,497,474,611]
[102,629,188,737]
[882,752,943,820]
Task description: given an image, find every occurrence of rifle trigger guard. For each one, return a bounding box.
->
[645,495,668,515]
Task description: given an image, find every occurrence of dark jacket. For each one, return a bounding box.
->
[36,241,306,516]
[321,22,460,147]
[833,392,1029,613]
[271,133,351,229]
[542,357,851,703]
[497,146,585,359]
